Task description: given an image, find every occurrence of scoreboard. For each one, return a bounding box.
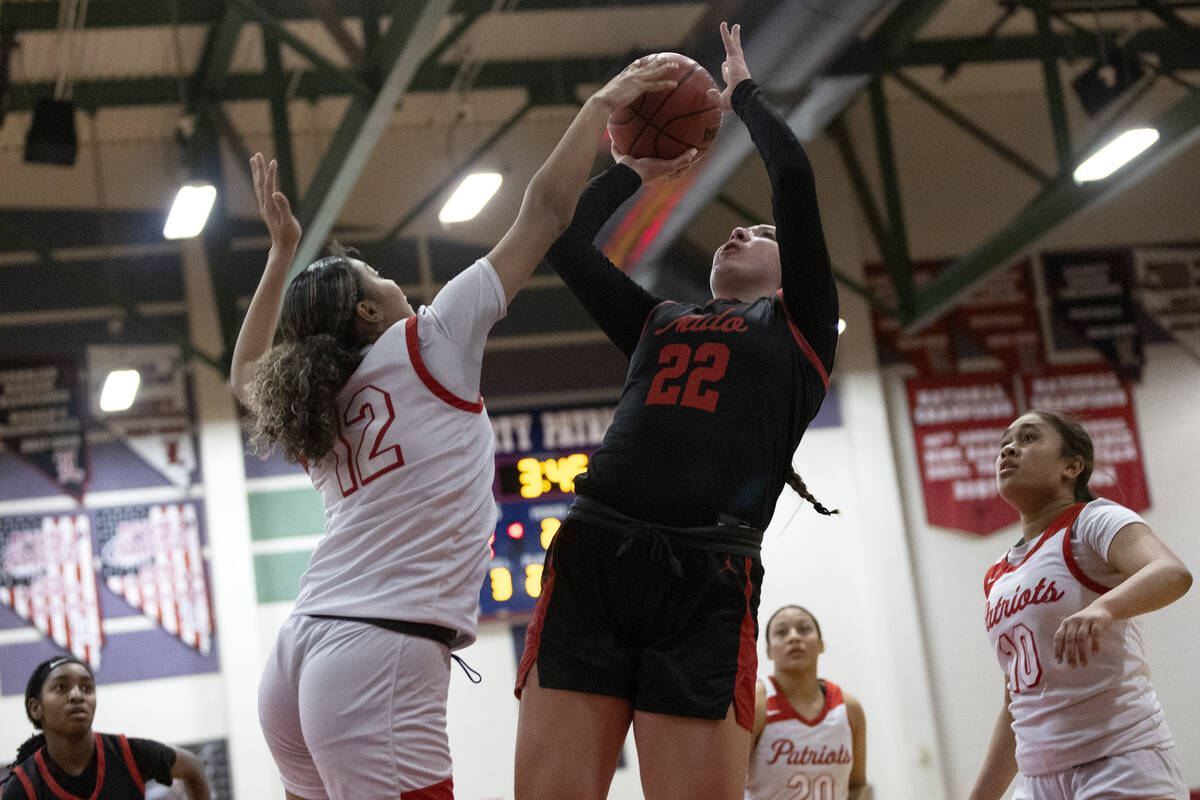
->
[479,404,615,619]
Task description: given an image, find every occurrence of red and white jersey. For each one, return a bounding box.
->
[745,678,854,800]
[983,499,1175,776]
[291,259,506,649]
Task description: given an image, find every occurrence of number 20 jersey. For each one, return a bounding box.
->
[575,294,829,531]
[291,260,505,649]
[983,500,1174,775]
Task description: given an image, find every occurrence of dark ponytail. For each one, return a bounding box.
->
[11,733,46,767]
[786,471,838,516]
[248,253,367,463]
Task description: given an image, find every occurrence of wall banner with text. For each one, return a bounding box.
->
[1133,247,1200,364]
[1021,367,1149,512]
[1041,249,1143,379]
[0,361,89,500]
[866,260,955,376]
[906,374,1020,536]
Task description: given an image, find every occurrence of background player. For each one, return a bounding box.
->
[231,58,685,800]
[746,606,868,800]
[2,656,211,800]
[514,22,839,800]
[970,410,1191,800]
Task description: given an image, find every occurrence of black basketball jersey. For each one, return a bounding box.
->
[545,79,838,532]
[3,733,175,800]
[577,294,827,529]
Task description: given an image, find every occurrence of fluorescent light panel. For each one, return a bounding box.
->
[439,172,503,223]
[99,369,141,412]
[163,184,217,239]
[1073,128,1159,183]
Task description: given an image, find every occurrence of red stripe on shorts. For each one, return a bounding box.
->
[514,557,557,698]
[733,556,759,731]
[401,776,454,799]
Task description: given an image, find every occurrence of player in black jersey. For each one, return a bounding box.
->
[2,656,211,800]
[514,22,839,800]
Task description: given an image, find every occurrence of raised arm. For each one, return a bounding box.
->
[486,56,682,305]
[720,22,839,373]
[230,154,301,404]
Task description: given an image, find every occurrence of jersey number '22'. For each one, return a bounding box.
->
[645,343,731,412]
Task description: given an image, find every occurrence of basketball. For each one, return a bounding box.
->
[608,53,722,160]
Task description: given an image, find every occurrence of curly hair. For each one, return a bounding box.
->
[247,254,368,463]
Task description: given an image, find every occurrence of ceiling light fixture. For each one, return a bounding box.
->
[1073,127,1159,183]
[99,369,141,412]
[439,172,503,223]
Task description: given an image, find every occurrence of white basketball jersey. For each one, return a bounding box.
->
[983,500,1174,775]
[291,259,505,649]
[745,678,854,800]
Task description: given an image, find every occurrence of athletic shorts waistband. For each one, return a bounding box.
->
[568,495,762,558]
[306,614,457,647]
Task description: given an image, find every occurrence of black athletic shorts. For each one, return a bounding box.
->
[515,498,764,730]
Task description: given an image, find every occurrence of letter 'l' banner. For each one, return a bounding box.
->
[906,373,1021,535]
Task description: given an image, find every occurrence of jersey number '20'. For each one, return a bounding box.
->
[997,622,1043,693]
[645,343,730,412]
[334,385,404,496]
[786,772,836,800]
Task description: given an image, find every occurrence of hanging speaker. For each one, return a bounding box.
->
[24,97,78,165]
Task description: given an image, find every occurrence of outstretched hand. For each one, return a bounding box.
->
[611,142,699,186]
[593,54,680,114]
[250,152,301,252]
[715,21,751,112]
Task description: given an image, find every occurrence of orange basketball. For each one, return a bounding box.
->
[607,53,722,160]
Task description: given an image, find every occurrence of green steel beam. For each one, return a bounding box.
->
[903,86,1200,332]
[890,69,1052,185]
[191,5,245,102]
[1137,0,1200,51]
[262,23,298,201]
[289,0,454,277]
[829,28,1200,74]
[380,101,533,242]
[827,114,893,287]
[869,78,915,319]
[1031,1,1073,175]
[226,0,375,102]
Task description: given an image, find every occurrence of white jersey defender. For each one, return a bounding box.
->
[983,499,1176,777]
[292,257,506,647]
[745,678,855,800]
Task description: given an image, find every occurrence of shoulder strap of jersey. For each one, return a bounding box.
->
[34,733,106,800]
[776,290,830,390]
[11,765,36,800]
[1061,503,1112,594]
[116,735,144,794]
[404,315,484,412]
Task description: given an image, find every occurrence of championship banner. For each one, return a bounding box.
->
[0,361,89,500]
[1022,367,1150,512]
[951,259,1044,373]
[0,514,103,667]
[1041,249,1143,379]
[906,373,1020,535]
[1133,247,1200,363]
[87,345,197,489]
[866,261,955,375]
[95,503,213,654]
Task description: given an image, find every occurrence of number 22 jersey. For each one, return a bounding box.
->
[983,499,1175,775]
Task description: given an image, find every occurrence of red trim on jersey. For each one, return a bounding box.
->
[733,556,759,732]
[35,733,105,800]
[401,776,454,799]
[116,734,144,794]
[765,677,844,727]
[12,765,35,799]
[404,316,484,413]
[983,504,1084,596]
[776,289,830,390]
[514,556,557,698]
[1061,509,1113,595]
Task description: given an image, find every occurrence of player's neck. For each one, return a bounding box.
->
[773,666,822,704]
[1018,495,1077,545]
[44,730,95,776]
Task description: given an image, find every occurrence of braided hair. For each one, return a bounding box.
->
[6,656,92,772]
[786,471,838,516]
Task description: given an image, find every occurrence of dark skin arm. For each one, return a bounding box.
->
[169,747,212,800]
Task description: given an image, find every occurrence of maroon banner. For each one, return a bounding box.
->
[951,259,1044,373]
[866,260,955,375]
[1022,367,1149,512]
[907,373,1020,535]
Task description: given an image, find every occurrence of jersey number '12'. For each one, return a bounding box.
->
[334,385,404,497]
[645,343,730,412]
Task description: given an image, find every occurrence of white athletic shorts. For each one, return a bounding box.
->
[1014,745,1188,800]
[258,614,454,799]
